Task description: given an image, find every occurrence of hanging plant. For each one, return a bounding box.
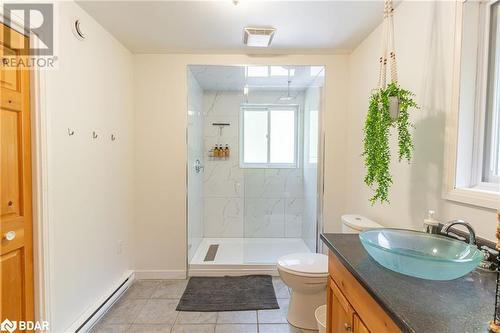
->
[362,0,419,204]
[363,83,417,204]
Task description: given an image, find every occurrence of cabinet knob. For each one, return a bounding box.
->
[344,323,352,332]
[5,231,16,241]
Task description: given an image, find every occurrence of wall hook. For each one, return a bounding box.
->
[92,131,98,139]
[68,128,75,136]
[111,134,116,141]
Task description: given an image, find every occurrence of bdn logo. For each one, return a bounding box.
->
[3,3,54,55]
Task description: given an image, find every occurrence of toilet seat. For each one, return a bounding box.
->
[277,253,328,277]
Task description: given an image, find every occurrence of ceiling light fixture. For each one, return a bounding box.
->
[243,27,276,47]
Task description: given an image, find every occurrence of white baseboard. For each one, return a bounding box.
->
[66,270,134,333]
[134,270,187,280]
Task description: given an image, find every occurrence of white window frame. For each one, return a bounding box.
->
[483,0,500,185]
[444,1,500,210]
[239,104,299,169]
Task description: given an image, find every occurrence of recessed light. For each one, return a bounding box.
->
[243,27,276,47]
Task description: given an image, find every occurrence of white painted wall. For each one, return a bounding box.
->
[44,2,134,331]
[345,1,498,240]
[133,55,349,276]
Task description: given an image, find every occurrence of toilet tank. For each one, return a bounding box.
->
[341,214,382,233]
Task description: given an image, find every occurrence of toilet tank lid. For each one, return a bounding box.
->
[342,214,382,231]
[277,253,328,274]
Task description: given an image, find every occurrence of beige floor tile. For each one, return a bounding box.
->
[127,324,172,332]
[171,324,216,333]
[214,324,257,333]
[152,280,189,299]
[134,299,179,324]
[101,299,147,324]
[216,311,257,324]
[176,311,217,324]
[258,298,289,324]
[259,324,318,333]
[123,280,162,299]
[91,324,130,333]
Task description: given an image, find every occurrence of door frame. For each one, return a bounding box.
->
[0,8,52,326]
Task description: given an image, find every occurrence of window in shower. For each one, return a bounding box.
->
[240,105,298,168]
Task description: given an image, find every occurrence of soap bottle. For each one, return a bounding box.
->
[217,145,224,158]
[224,144,229,159]
[423,210,439,234]
[214,145,219,158]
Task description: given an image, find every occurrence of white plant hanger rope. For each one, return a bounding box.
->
[378,0,398,90]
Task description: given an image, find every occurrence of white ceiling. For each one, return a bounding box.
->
[190,65,325,91]
[76,1,385,54]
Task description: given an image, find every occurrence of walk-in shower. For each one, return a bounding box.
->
[186,65,325,275]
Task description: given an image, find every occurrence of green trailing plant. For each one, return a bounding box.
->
[363,82,418,204]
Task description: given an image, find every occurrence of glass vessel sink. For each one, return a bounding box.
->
[359,229,483,280]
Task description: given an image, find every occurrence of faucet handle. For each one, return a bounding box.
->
[480,245,499,258]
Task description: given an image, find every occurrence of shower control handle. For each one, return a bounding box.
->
[194,159,204,173]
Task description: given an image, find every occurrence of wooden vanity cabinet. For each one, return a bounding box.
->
[327,251,402,333]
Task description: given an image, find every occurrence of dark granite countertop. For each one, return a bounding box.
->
[321,233,496,333]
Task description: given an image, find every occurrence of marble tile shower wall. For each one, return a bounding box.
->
[202,91,306,238]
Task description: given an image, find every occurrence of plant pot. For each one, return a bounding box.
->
[389,96,400,121]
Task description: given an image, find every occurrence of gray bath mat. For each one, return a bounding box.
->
[176,275,279,311]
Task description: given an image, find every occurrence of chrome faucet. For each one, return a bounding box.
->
[440,220,477,245]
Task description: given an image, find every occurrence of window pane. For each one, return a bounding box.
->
[484,2,500,183]
[270,110,295,164]
[243,111,268,163]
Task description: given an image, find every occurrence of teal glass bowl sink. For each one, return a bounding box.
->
[359,229,483,280]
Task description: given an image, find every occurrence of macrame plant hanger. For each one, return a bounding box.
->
[377,0,400,121]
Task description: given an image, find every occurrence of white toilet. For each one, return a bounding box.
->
[341,214,382,233]
[277,214,382,330]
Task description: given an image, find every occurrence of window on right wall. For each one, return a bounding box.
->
[483,1,500,186]
[446,1,500,209]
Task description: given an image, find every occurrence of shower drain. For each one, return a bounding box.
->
[204,244,219,262]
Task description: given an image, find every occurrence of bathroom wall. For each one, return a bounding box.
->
[187,70,204,261]
[345,0,498,240]
[302,86,321,251]
[202,90,306,238]
[133,54,349,277]
[44,2,134,330]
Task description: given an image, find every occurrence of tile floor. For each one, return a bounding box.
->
[91,278,318,333]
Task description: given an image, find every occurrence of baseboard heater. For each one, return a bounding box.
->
[75,275,133,332]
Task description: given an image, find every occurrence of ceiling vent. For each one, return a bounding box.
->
[243,27,276,47]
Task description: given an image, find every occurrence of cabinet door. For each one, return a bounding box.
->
[354,314,370,333]
[327,278,354,333]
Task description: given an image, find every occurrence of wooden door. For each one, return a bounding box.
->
[327,278,354,333]
[0,22,34,326]
[353,314,370,333]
